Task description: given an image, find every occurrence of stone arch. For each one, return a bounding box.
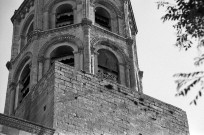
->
[12,52,32,83]
[38,34,83,58]
[44,0,77,29]
[93,0,121,33]
[44,0,76,12]
[38,34,83,76]
[93,0,122,17]
[19,12,34,51]
[91,37,130,86]
[20,12,34,35]
[91,37,129,64]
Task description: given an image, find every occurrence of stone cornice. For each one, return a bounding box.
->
[92,25,126,42]
[0,113,55,135]
[127,0,138,35]
[11,0,34,23]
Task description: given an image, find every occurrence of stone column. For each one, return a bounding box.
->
[132,34,142,93]
[125,64,130,88]
[119,63,126,86]
[82,18,92,73]
[11,19,20,59]
[43,11,49,30]
[14,82,24,110]
[34,0,43,30]
[78,47,84,71]
[38,56,45,81]
[43,57,50,75]
[123,0,131,37]
[91,47,98,74]
[8,83,17,115]
[73,49,83,71]
[4,63,13,115]
[93,49,99,75]
[126,38,137,91]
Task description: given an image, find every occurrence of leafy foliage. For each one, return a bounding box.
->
[174,71,204,105]
[157,0,204,50]
[157,0,204,105]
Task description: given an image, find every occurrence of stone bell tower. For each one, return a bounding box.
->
[2,0,189,135]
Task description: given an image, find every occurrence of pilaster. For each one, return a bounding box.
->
[126,38,137,91]
[11,20,21,60]
[34,0,44,30]
[82,18,92,73]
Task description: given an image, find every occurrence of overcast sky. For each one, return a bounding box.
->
[0,0,204,135]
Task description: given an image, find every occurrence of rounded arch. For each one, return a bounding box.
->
[12,52,32,83]
[38,34,83,58]
[91,37,129,64]
[45,0,76,13]
[44,0,76,29]
[20,12,34,35]
[19,12,34,51]
[93,0,122,17]
[95,6,111,30]
[44,43,76,58]
[97,49,119,82]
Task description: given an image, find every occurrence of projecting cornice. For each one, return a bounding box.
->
[127,0,138,35]
[11,0,34,23]
[0,113,55,134]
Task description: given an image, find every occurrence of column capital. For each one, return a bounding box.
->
[139,71,144,80]
[38,56,46,62]
[81,18,92,27]
[126,38,134,45]
[78,47,84,54]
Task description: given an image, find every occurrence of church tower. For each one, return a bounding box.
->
[2,0,189,135]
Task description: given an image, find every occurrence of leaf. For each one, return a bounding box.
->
[199,91,202,96]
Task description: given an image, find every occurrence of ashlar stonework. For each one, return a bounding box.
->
[1,0,189,135]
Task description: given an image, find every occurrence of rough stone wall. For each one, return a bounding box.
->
[53,62,189,135]
[14,67,55,128]
[29,67,55,127]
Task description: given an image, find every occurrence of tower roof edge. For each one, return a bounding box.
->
[11,0,33,23]
[127,0,138,34]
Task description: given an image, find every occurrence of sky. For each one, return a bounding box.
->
[0,0,204,135]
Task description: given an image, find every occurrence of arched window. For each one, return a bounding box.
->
[50,46,74,66]
[18,64,30,104]
[95,7,111,30]
[56,4,74,28]
[26,22,34,43]
[97,49,119,82]
[20,14,34,51]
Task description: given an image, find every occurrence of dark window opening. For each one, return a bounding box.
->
[95,7,111,30]
[97,49,118,82]
[19,64,30,104]
[50,46,74,67]
[56,4,74,28]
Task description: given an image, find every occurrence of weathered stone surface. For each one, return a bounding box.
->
[3,0,189,135]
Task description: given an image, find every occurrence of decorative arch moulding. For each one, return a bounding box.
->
[38,34,83,58]
[92,0,123,17]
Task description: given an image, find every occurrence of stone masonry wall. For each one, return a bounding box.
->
[53,62,189,135]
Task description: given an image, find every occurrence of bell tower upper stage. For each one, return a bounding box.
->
[3,0,190,135]
[6,0,141,114]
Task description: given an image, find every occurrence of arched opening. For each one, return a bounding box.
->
[20,14,34,51]
[97,49,119,82]
[56,4,74,28]
[95,7,111,30]
[18,64,30,104]
[50,46,74,66]
[26,22,34,43]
